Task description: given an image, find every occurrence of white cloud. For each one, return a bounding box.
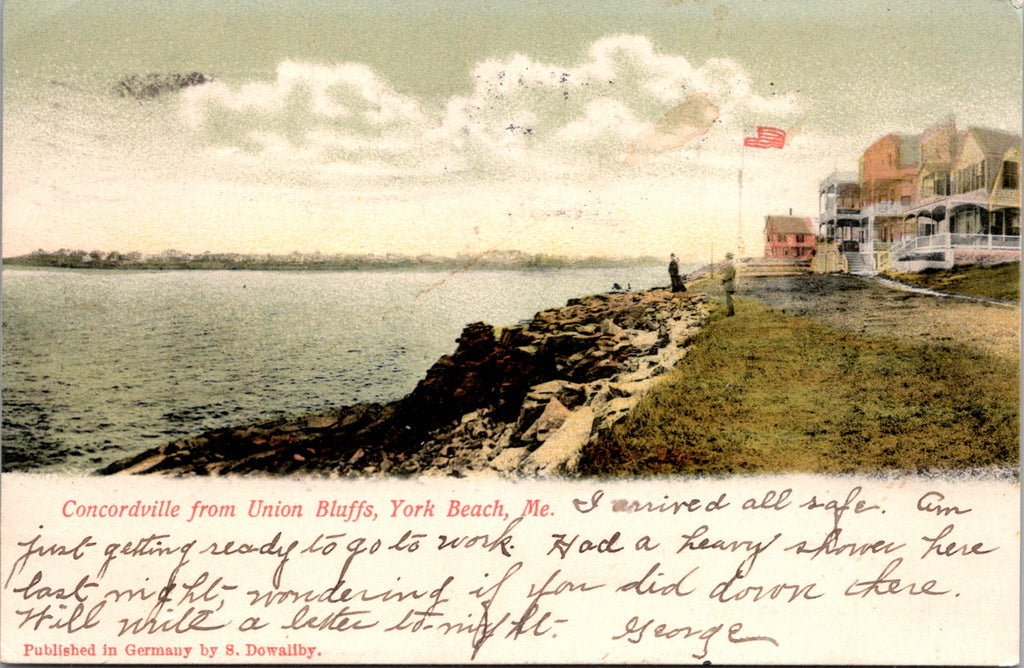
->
[178,36,802,184]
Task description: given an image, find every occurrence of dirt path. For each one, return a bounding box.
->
[734,274,1020,362]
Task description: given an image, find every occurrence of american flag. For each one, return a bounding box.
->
[743,126,787,149]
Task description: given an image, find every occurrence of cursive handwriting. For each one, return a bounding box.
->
[2,481,1009,662]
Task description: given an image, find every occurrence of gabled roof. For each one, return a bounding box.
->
[968,127,1021,157]
[764,216,813,235]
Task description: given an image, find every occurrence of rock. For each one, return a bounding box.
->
[578,357,621,382]
[658,345,686,369]
[460,410,485,424]
[306,415,339,429]
[519,406,595,475]
[607,377,655,398]
[494,425,515,451]
[600,318,625,337]
[595,396,639,430]
[629,330,660,353]
[489,447,528,472]
[521,397,573,442]
[517,380,586,428]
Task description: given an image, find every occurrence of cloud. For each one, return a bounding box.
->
[178,35,801,185]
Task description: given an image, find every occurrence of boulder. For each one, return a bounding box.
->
[600,318,625,338]
[521,397,573,443]
[489,447,529,472]
[629,330,660,353]
[607,377,656,398]
[519,406,595,475]
[595,396,639,430]
[517,380,587,429]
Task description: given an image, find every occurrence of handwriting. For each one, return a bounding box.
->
[785,528,905,560]
[1,481,1009,662]
[844,558,950,597]
[677,525,781,575]
[920,524,997,559]
[612,618,778,659]
[571,489,730,515]
[799,486,881,527]
[917,491,972,516]
[6,534,96,587]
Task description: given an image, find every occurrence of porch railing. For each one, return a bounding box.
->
[862,202,903,216]
[891,233,1021,258]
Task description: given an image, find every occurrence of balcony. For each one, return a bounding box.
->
[819,201,861,220]
[861,201,904,216]
[891,233,1021,259]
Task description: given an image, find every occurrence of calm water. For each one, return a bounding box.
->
[2,265,683,473]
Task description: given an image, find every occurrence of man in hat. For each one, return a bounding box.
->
[722,252,736,316]
[668,253,686,293]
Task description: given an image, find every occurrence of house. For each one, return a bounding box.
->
[948,127,1021,235]
[763,215,815,260]
[859,133,920,246]
[989,144,1022,234]
[817,171,861,250]
[816,121,1021,274]
[904,120,966,237]
[893,126,1021,270]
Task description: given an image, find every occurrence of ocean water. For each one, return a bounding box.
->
[1,265,687,474]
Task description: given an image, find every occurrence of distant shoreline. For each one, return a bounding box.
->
[3,251,672,272]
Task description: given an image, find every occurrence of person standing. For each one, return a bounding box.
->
[722,252,736,316]
[668,253,686,292]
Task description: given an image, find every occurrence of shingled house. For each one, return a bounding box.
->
[763,215,816,260]
[817,121,1020,273]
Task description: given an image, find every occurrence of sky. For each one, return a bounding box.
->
[2,0,1021,261]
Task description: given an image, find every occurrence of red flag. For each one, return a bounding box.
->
[743,126,786,149]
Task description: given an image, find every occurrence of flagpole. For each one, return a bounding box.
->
[739,125,787,259]
[738,137,745,259]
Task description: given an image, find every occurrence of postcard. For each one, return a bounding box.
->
[1,0,1020,664]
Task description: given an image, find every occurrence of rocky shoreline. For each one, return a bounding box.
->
[99,289,710,477]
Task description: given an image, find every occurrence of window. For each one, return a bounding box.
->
[1003,162,1020,190]
[955,163,986,194]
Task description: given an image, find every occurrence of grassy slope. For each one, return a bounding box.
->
[885,261,1020,301]
[579,299,1019,477]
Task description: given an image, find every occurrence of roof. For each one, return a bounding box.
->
[764,216,813,235]
[968,127,1021,157]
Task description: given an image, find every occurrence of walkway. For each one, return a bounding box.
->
[736,274,1020,361]
[868,275,1020,307]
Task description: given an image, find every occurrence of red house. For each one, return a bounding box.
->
[763,215,816,260]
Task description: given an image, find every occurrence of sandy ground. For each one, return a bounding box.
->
[732,274,1021,362]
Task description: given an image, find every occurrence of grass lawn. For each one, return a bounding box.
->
[579,299,1019,477]
[885,261,1020,301]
